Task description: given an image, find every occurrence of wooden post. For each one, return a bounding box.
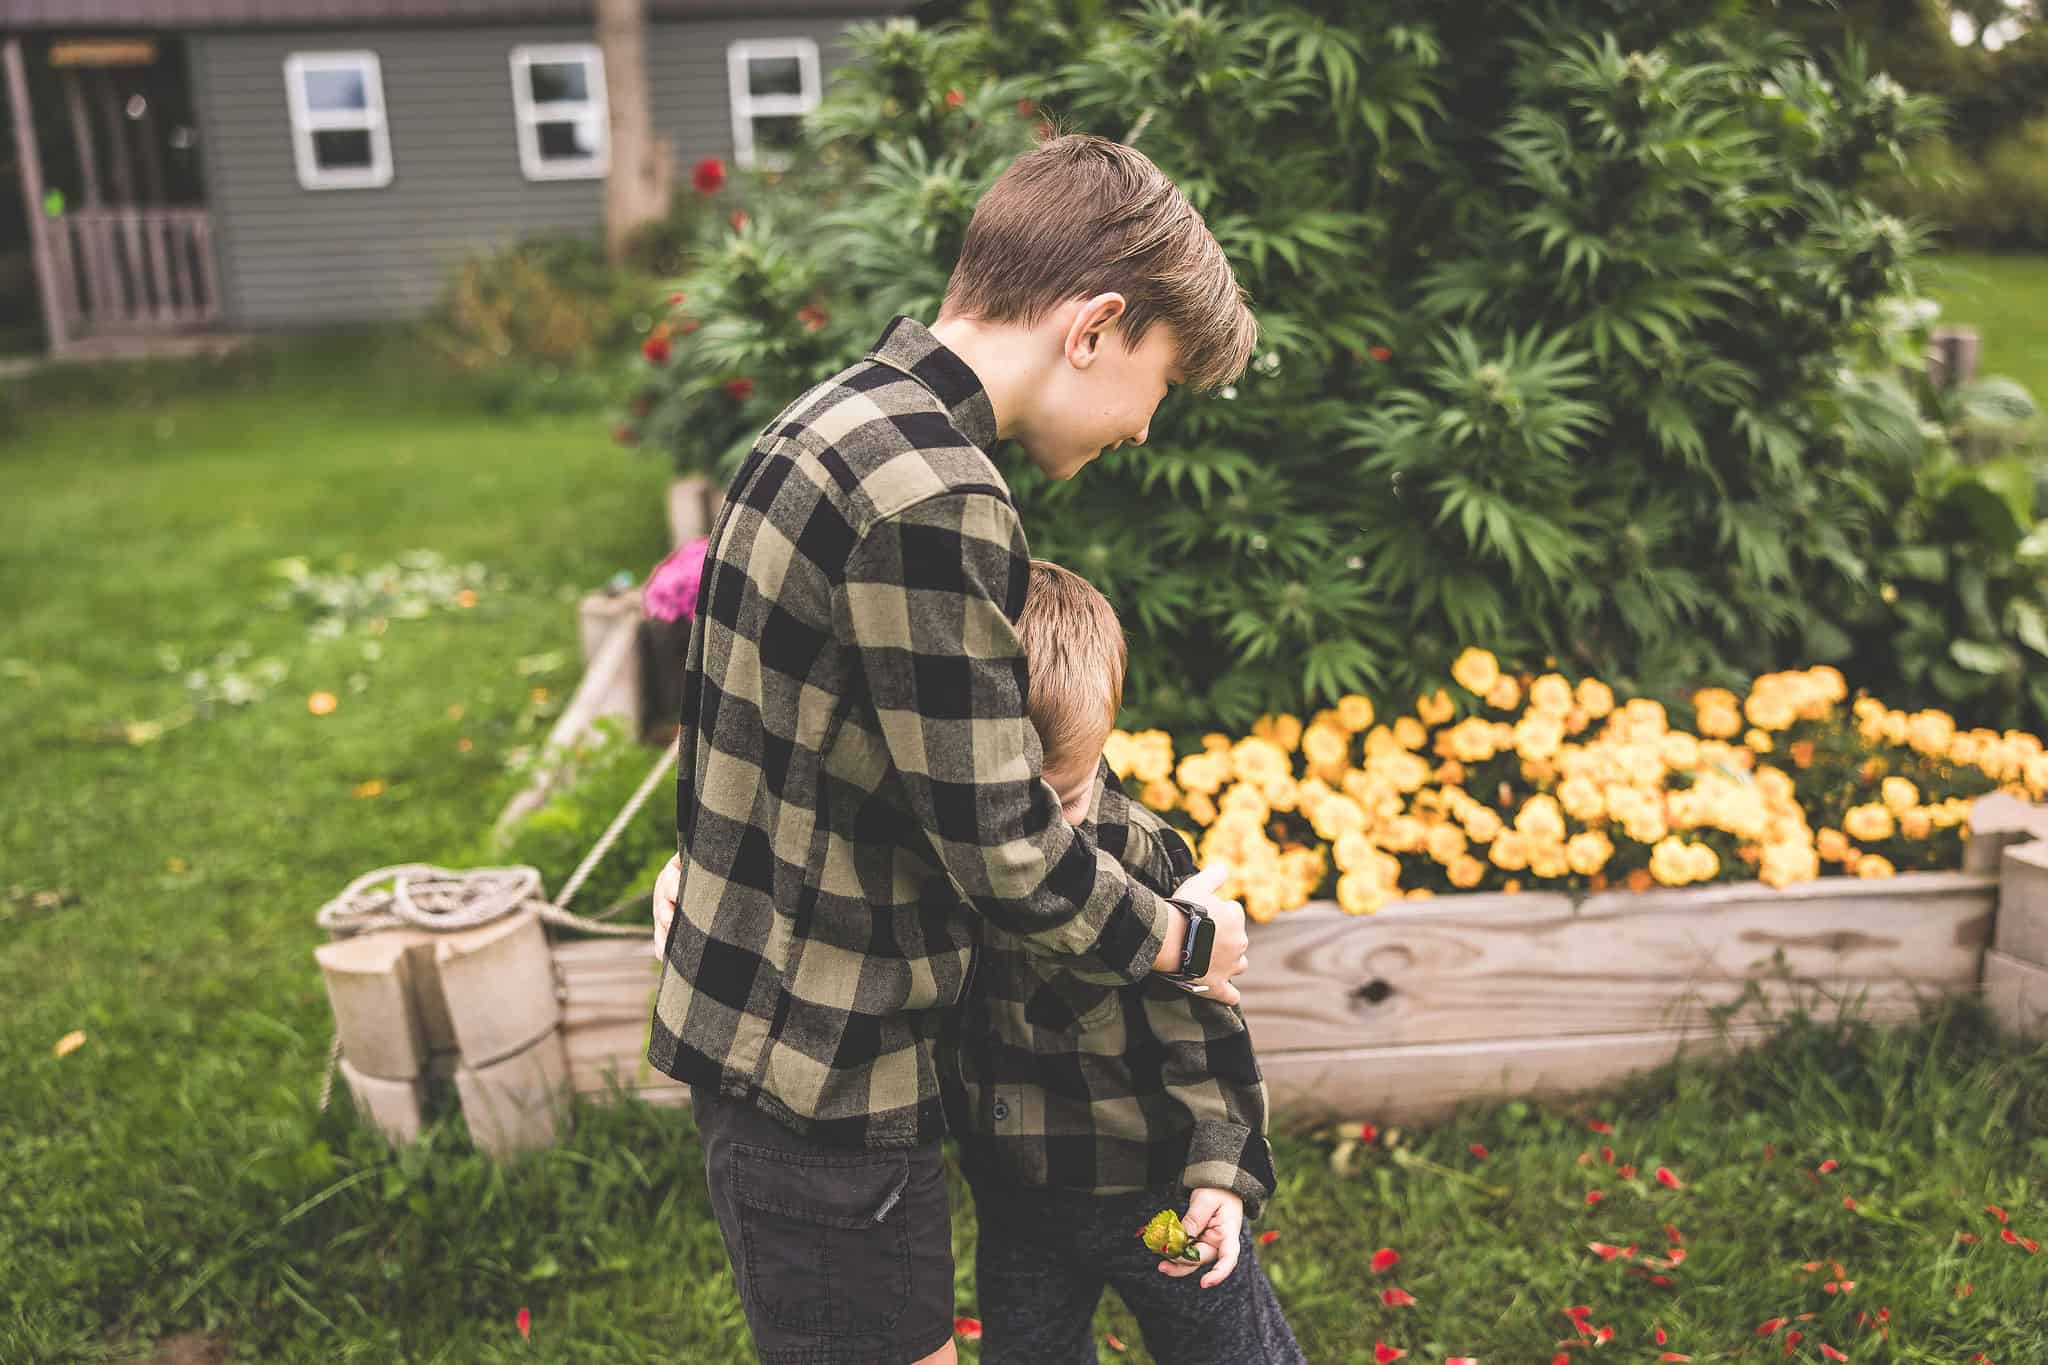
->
[4,39,70,352]
[60,71,103,205]
[597,0,671,265]
[93,69,136,206]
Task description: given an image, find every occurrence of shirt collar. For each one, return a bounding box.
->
[865,315,1000,455]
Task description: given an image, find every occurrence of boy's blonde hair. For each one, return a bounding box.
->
[941,133,1257,391]
[1017,559,1126,765]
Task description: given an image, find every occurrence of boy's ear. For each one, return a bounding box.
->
[1065,292,1128,369]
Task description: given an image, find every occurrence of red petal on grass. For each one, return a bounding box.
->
[1588,1120,1614,1134]
[1593,1326,1615,1345]
[2025,1238,2041,1254]
[1105,1333,1125,1353]
[1659,1356,1694,1363]
[1563,1304,1593,1322]
[1381,1287,1418,1306]
[1469,1143,1490,1160]
[516,1307,531,1340]
[1601,1146,1616,1165]
[1987,1204,2009,1223]
[1371,1248,1401,1273]
[1999,1227,2021,1246]
[1585,1190,1605,1205]
[954,1317,982,1341]
[1818,1159,1839,1174]
[1664,1223,1684,1245]
[1551,1357,1571,1365]
[1577,1151,1595,1166]
[1447,1359,1478,1365]
[1756,1318,1787,1335]
[1820,1346,1849,1362]
[1588,1242,1633,1261]
[1373,1343,1407,1364]
[1842,1197,1859,1210]
[1956,1282,1973,1297]
[1654,1323,1669,1344]
[1958,1232,1980,1244]
[1655,1167,1683,1189]
[1259,1230,1280,1245]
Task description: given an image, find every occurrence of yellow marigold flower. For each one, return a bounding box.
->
[1447,716,1498,764]
[1220,782,1270,824]
[1201,732,1231,755]
[1686,842,1720,883]
[1381,814,1427,853]
[1694,687,1740,713]
[1880,777,1919,815]
[1558,775,1606,823]
[1301,722,1349,772]
[1176,751,1226,796]
[1514,713,1566,763]
[1451,648,1501,697]
[1140,778,1179,811]
[2026,753,2048,794]
[1696,703,1743,739]
[1899,807,1933,840]
[1261,773,1300,813]
[1621,805,1670,846]
[1621,697,1668,740]
[1743,687,1796,732]
[1332,830,1375,873]
[1489,720,1516,752]
[1103,730,1135,779]
[1566,830,1614,876]
[1529,673,1573,716]
[1816,828,1851,862]
[1744,728,1774,754]
[1502,878,1523,894]
[1489,831,1531,872]
[1856,854,1896,879]
[1843,803,1895,843]
[1232,736,1291,785]
[1564,705,1592,736]
[1905,710,1954,758]
[1486,674,1523,711]
[1245,882,1283,923]
[1309,792,1367,842]
[1649,837,1699,887]
[1575,677,1616,719]
[1250,713,1302,751]
[1427,823,1469,866]
[1130,729,1176,783]
[1183,791,1219,827]
[1530,842,1570,879]
[1934,797,1971,828]
[1515,794,1567,844]
[1949,732,1981,767]
[1659,732,1702,772]
[1809,665,1848,703]
[1852,695,1887,723]
[1760,840,1819,888]
[1447,853,1486,889]
[1336,694,1376,732]
[1335,871,1390,915]
[1462,805,1503,844]
[1879,710,1909,748]
[1435,759,1466,787]
[1406,886,1434,900]
[1416,689,1456,727]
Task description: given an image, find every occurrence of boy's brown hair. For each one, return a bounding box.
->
[1017,559,1127,765]
[940,132,1257,391]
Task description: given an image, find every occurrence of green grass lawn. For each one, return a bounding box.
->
[5,337,2048,1364]
[1922,251,2048,402]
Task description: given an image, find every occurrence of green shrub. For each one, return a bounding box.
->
[421,235,646,413]
[1875,117,2048,250]
[628,3,2048,735]
[486,722,674,918]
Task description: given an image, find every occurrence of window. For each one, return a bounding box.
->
[284,51,392,190]
[510,44,608,181]
[726,38,821,171]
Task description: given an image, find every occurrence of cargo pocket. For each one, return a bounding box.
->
[732,1144,912,1337]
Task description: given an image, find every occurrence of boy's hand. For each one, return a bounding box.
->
[651,854,681,957]
[1154,1188,1244,1287]
[1173,863,1250,1006]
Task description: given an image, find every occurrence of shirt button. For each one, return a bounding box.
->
[992,1100,1010,1121]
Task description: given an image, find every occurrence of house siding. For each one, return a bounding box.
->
[188,16,862,327]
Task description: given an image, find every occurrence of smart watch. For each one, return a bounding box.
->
[1169,899,1216,981]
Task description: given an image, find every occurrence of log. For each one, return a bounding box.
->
[433,908,561,1067]
[1995,842,2048,967]
[314,933,427,1080]
[1234,874,1992,1055]
[338,1057,427,1145]
[455,1030,571,1158]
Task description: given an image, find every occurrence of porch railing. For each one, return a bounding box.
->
[44,207,223,333]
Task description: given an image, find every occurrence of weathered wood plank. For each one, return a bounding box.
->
[1263,1020,1796,1124]
[1983,949,2048,1043]
[1995,843,2048,967]
[1237,875,1992,1054]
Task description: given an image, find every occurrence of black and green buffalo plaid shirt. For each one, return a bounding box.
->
[649,317,1176,1149]
[944,773,1275,1219]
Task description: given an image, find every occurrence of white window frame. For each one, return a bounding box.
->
[509,43,609,182]
[726,37,821,171]
[283,50,393,190]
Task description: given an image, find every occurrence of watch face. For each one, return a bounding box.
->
[1187,914,1217,978]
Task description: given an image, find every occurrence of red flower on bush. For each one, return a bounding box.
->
[516,1307,531,1340]
[692,157,726,193]
[1358,1121,1378,1142]
[1373,1343,1406,1364]
[1585,1190,1605,1205]
[642,334,672,365]
[1368,345,1393,362]
[679,317,701,335]
[1381,1287,1417,1306]
[1258,1229,1280,1245]
[725,377,756,402]
[945,88,965,108]
[1656,1166,1684,1189]
[1469,1143,1489,1160]
[797,304,829,333]
[730,209,750,231]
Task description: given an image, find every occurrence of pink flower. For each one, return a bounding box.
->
[643,536,709,625]
[516,1307,531,1340]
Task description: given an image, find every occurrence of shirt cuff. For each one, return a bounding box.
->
[1182,1121,1276,1222]
[1087,881,1173,983]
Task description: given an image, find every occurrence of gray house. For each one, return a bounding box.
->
[1,0,902,358]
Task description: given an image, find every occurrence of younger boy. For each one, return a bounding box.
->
[943,560,1303,1364]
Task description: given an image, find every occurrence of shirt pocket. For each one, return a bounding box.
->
[1022,967,1120,1036]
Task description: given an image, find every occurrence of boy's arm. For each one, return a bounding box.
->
[1057,778,1197,986]
[836,491,1174,983]
[1156,993,1276,1221]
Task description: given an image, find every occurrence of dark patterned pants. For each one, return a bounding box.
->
[967,1176,1306,1365]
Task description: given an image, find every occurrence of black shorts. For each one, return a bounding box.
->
[691,1085,956,1364]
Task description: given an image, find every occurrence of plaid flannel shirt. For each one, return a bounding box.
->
[648,317,1175,1149]
[943,771,1276,1219]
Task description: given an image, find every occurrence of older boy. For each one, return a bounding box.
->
[648,133,1259,1365]
[946,560,1302,1363]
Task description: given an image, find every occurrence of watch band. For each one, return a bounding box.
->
[1169,899,1212,979]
